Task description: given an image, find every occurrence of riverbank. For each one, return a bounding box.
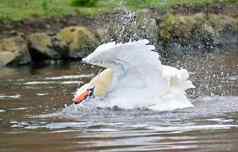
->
[0,1,238,67]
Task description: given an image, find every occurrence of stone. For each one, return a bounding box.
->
[56,26,99,59]
[0,36,31,67]
[28,33,61,60]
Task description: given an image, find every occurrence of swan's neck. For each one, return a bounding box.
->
[105,60,127,91]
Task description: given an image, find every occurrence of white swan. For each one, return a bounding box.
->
[73,39,195,111]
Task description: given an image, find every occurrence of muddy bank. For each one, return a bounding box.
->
[0,5,238,67]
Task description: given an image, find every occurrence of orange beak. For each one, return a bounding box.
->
[73,90,91,104]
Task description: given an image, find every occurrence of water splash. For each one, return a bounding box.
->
[100,8,158,44]
[71,39,194,111]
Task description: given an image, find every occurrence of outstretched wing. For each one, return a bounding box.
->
[84,39,161,70]
[83,39,168,92]
[80,39,194,110]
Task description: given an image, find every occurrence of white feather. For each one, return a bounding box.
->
[79,39,195,111]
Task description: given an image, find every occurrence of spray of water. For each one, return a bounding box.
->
[101,8,158,45]
[68,39,195,111]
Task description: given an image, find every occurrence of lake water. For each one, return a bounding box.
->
[0,52,238,152]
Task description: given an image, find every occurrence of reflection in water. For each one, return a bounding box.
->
[0,52,238,152]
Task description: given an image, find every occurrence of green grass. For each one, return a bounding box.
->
[0,0,113,21]
[126,0,238,10]
[0,0,237,21]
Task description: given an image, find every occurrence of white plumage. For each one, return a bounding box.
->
[75,39,195,111]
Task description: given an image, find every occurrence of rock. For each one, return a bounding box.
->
[158,13,238,57]
[0,36,31,67]
[0,52,17,66]
[28,33,61,60]
[56,26,99,59]
[159,14,202,43]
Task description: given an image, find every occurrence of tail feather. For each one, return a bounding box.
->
[161,65,195,95]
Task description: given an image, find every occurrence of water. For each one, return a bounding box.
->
[0,52,238,152]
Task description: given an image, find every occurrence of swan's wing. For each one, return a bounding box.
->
[83,39,168,92]
[84,39,161,70]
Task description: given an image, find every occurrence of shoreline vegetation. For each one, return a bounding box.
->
[0,0,237,21]
[0,0,238,67]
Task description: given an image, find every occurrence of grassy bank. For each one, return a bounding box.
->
[0,0,237,21]
[126,0,238,9]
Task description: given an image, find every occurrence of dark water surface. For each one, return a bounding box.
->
[0,52,238,152]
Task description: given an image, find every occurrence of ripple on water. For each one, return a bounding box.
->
[9,107,28,111]
[0,109,6,113]
[30,122,85,130]
[22,119,123,131]
[228,75,238,81]
[45,74,94,80]
[147,124,237,133]
[24,81,82,85]
[0,94,21,99]
[36,93,49,96]
[3,95,238,152]
[10,121,30,128]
